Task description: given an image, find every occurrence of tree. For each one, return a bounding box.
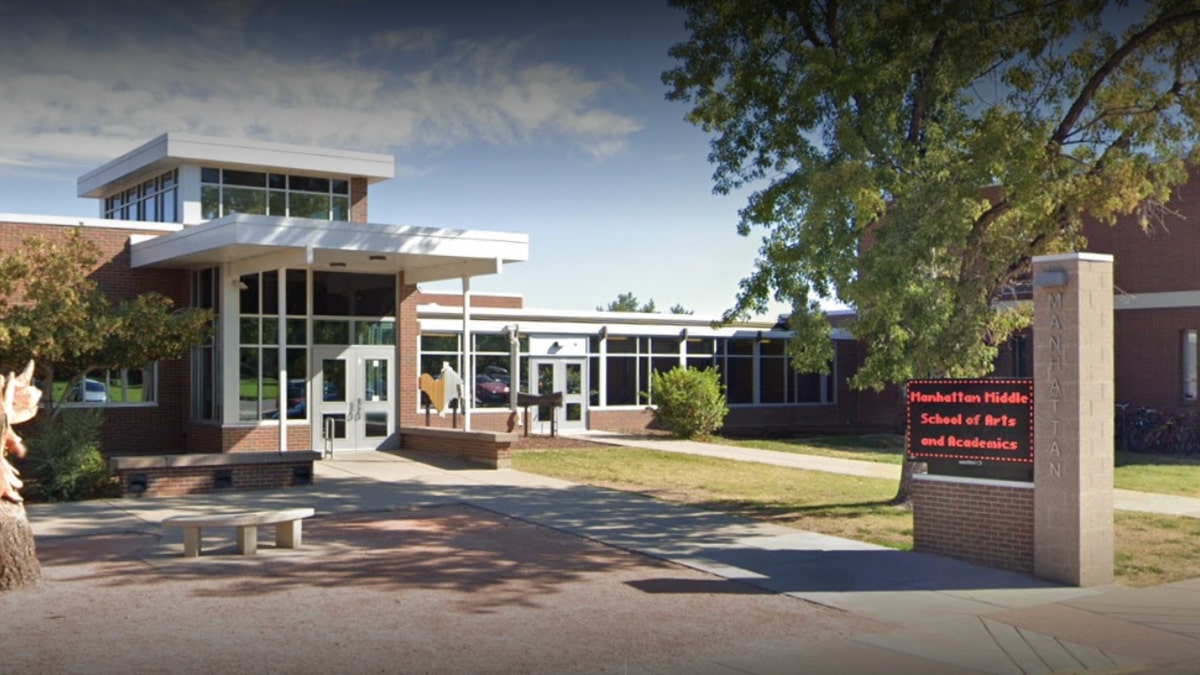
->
[598,292,693,314]
[598,292,658,313]
[0,228,211,589]
[665,0,1200,501]
[0,227,213,418]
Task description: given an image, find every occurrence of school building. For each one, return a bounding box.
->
[1,134,1195,486]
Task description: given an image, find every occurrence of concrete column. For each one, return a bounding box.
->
[1032,253,1114,586]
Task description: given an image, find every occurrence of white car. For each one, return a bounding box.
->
[71,378,108,403]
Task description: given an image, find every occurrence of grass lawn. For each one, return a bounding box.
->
[514,446,1200,587]
[721,434,1200,498]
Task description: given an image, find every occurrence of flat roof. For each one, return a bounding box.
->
[129,213,528,284]
[78,133,395,198]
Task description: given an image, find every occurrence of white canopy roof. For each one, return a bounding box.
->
[130,213,528,283]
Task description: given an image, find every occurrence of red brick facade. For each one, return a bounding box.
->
[1078,170,1200,414]
[0,220,193,457]
[912,476,1035,574]
[350,177,368,223]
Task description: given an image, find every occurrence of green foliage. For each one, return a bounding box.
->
[24,409,116,502]
[598,292,658,313]
[598,292,693,314]
[0,227,213,415]
[665,0,1200,388]
[649,366,728,439]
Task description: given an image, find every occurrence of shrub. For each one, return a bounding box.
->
[24,409,117,502]
[649,366,728,439]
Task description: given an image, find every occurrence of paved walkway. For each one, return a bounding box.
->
[23,446,1200,674]
[576,431,1200,518]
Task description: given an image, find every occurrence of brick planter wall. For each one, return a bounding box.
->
[110,452,321,498]
[399,427,516,469]
[912,474,1035,574]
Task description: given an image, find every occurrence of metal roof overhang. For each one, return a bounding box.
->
[130,214,529,283]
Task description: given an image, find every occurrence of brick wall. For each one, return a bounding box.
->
[399,427,515,469]
[350,177,368,223]
[0,220,193,457]
[416,291,524,309]
[912,475,1034,574]
[113,454,318,498]
[1083,167,1200,296]
[1113,307,1200,413]
[414,409,520,433]
[399,277,421,428]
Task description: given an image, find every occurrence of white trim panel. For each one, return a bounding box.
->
[79,132,395,198]
[1114,290,1200,311]
[0,213,182,233]
[129,214,528,281]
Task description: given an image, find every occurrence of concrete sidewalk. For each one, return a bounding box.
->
[578,431,1200,518]
[24,448,1200,673]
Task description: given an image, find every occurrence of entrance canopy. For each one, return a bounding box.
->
[130,213,528,282]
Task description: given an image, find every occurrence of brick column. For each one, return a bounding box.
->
[1032,253,1114,586]
[350,177,368,223]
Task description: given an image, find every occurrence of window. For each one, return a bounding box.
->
[104,169,178,223]
[600,336,684,406]
[200,168,351,221]
[722,338,755,404]
[1184,330,1198,402]
[50,366,157,407]
[759,339,787,404]
[238,269,310,421]
[417,332,527,410]
[191,268,221,421]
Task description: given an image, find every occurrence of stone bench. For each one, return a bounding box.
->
[162,507,315,557]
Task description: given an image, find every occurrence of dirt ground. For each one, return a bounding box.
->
[6,504,887,675]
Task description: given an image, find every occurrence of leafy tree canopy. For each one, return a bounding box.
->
[665,0,1200,389]
[599,292,694,314]
[0,228,213,415]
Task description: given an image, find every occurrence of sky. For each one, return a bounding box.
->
[0,0,789,320]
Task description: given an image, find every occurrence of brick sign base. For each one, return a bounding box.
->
[912,474,1034,574]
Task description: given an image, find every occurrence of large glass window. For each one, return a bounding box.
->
[191,268,220,421]
[239,269,310,421]
[759,339,787,404]
[1184,330,1198,402]
[722,338,755,404]
[105,169,179,223]
[50,366,158,408]
[200,168,352,221]
[417,332,527,410]
[312,272,396,317]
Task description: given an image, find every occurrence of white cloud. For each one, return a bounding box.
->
[0,3,643,170]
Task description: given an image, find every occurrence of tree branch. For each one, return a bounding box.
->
[1051,9,1200,146]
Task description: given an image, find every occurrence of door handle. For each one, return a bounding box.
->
[355,399,362,421]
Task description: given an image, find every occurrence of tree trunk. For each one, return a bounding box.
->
[891,456,918,506]
[0,500,41,592]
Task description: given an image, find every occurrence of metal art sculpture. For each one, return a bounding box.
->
[1,362,42,504]
[418,362,463,417]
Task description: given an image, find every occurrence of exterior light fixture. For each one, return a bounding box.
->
[369,255,386,261]
[330,262,347,268]
[1034,269,1069,287]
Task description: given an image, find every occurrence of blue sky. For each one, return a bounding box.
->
[0,0,786,319]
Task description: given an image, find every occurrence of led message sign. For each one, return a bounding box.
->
[906,379,1034,481]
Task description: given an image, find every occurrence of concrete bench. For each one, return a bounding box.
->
[162,507,315,557]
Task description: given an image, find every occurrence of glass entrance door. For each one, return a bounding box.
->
[313,346,394,452]
[529,358,586,433]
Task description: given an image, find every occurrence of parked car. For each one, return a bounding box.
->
[69,378,108,403]
[286,379,306,408]
[475,374,510,405]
